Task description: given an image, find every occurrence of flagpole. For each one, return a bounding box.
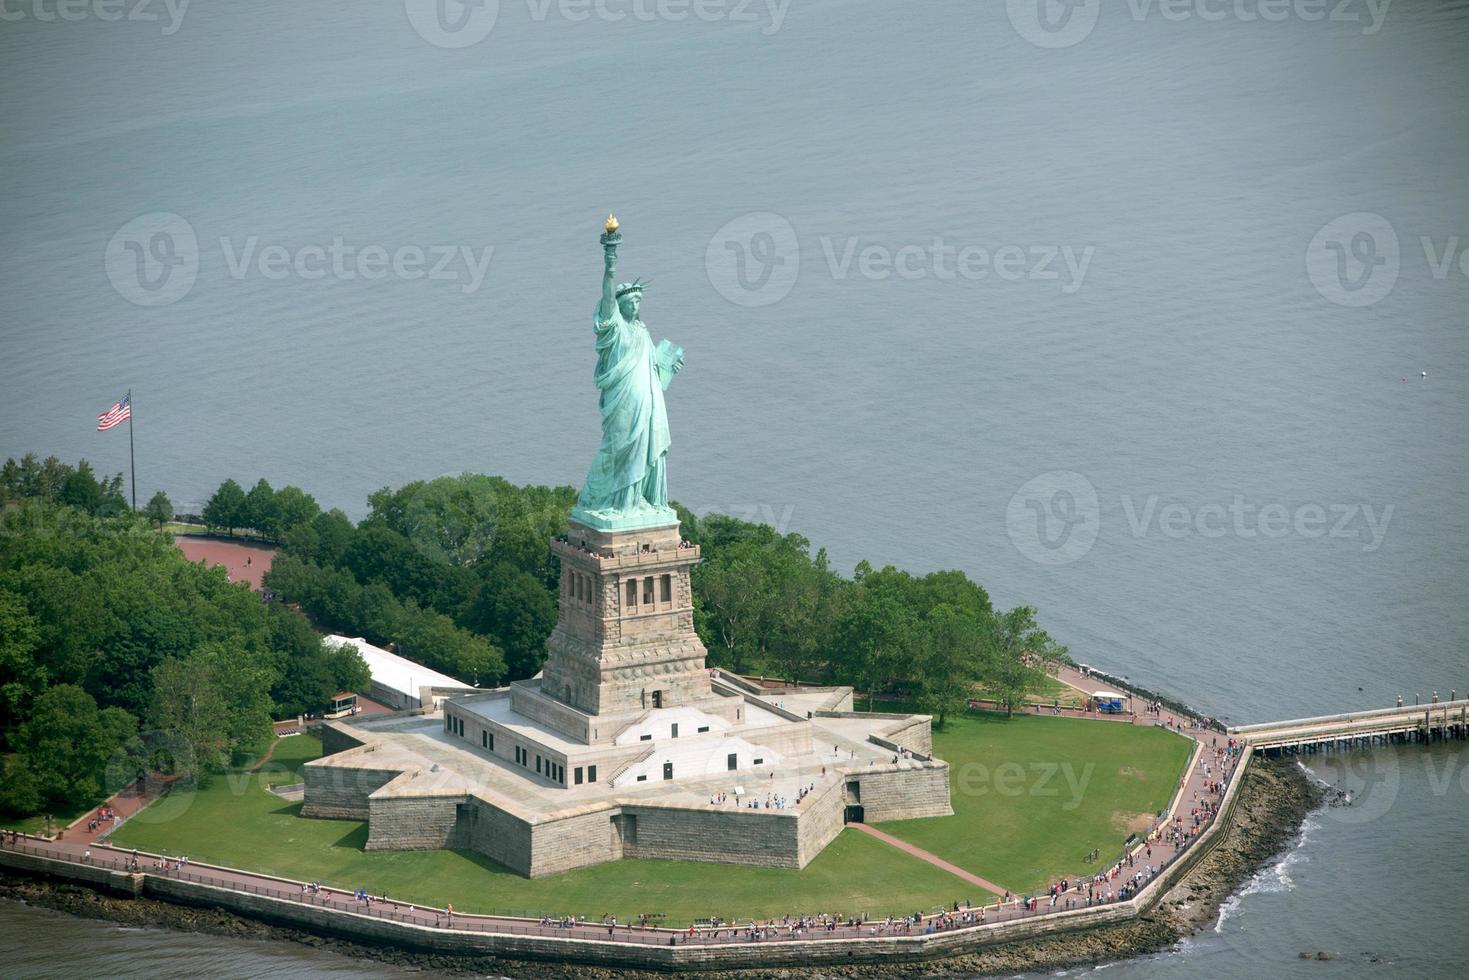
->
[127,389,137,511]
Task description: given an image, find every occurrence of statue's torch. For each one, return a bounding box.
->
[600,213,622,250]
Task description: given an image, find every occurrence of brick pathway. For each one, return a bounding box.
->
[174,536,275,591]
[850,822,1010,896]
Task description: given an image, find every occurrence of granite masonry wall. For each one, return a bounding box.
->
[507,685,592,742]
[365,794,470,852]
[466,800,536,877]
[525,805,622,877]
[619,802,804,869]
[853,763,953,821]
[733,718,813,757]
[795,778,847,866]
[816,711,935,758]
[881,716,935,757]
[300,765,399,820]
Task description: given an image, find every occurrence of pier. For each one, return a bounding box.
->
[1230,698,1469,756]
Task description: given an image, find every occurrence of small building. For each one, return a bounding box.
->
[324,692,358,719]
[324,635,479,710]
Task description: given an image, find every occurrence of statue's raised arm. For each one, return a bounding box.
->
[598,214,620,324]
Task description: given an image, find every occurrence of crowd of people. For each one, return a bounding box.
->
[3,670,1251,950]
[85,806,120,834]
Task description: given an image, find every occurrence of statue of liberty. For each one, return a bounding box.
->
[571,216,685,530]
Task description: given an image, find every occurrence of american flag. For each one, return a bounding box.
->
[97,393,131,431]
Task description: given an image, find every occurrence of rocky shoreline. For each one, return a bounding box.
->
[0,758,1319,978]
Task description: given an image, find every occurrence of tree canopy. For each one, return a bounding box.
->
[0,458,371,817]
[2,454,1070,824]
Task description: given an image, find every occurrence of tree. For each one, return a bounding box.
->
[694,542,774,672]
[144,490,174,529]
[0,587,44,736]
[202,479,246,535]
[395,602,504,686]
[452,635,504,687]
[310,508,356,564]
[0,758,42,815]
[323,639,371,693]
[914,604,983,728]
[148,656,231,780]
[461,564,556,680]
[3,454,124,511]
[981,606,1053,717]
[265,605,373,718]
[1,453,71,503]
[758,544,842,685]
[0,489,319,820]
[11,685,136,807]
[243,478,277,540]
[272,485,320,537]
[59,459,126,516]
[832,585,918,709]
[344,522,467,614]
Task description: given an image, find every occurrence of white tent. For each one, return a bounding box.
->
[324,635,475,709]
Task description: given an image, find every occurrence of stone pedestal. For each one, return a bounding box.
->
[540,519,712,720]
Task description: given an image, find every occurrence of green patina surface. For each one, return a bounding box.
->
[570,224,684,532]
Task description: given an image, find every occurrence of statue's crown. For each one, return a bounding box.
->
[615,278,648,299]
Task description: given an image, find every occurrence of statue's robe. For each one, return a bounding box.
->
[576,303,679,514]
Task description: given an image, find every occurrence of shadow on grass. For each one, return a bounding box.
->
[331,823,370,850]
[453,848,528,880]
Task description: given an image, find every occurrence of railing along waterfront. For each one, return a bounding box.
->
[1231,698,1469,753]
[0,737,1243,950]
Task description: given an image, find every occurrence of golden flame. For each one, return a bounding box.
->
[605,213,619,233]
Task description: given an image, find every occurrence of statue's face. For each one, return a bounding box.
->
[619,292,642,319]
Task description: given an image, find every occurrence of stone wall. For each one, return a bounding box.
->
[365,794,469,851]
[815,711,934,758]
[795,779,846,866]
[619,804,803,869]
[881,716,934,757]
[526,806,621,877]
[507,683,592,743]
[130,865,1140,968]
[466,799,535,877]
[853,763,953,821]
[300,764,398,820]
[368,679,414,709]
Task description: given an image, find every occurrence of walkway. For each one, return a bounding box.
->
[850,823,1010,896]
[1230,698,1469,752]
[2,675,1246,947]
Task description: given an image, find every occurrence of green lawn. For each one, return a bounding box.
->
[1,801,94,835]
[972,673,1077,703]
[877,711,1192,895]
[112,734,987,923]
[110,713,1189,921]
